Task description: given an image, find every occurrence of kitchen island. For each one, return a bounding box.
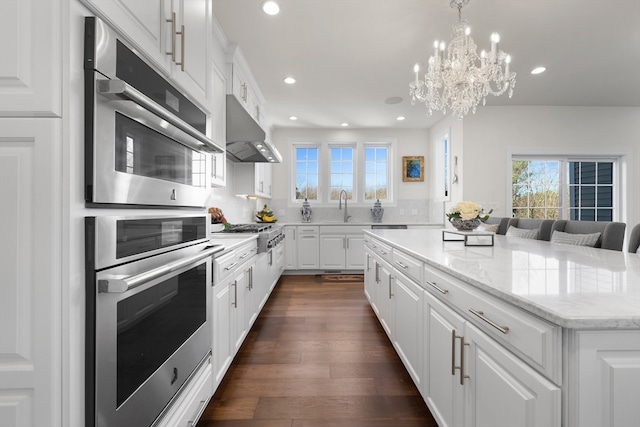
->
[363,228,640,427]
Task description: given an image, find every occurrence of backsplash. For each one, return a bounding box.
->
[267,199,444,224]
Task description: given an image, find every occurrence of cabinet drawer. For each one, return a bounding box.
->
[392,249,422,283]
[298,225,319,235]
[423,263,561,383]
[236,242,257,264]
[214,251,238,281]
[370,239,392,263]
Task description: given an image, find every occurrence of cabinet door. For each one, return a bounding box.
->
[364,249,377,310]
[376,261,393,337]
[320,235,346,269]
[212,281,231,388]
[465,323,561,427]
[0,0,61,116]
[0,119,62,426]
[231,269,248,353]
[345,235,365,269]
[297,235,319,269]
[392,273,423,387]
[284,226,297,269]
[423,291,465,427]
[210,63,226,186]
[169,0,209,106]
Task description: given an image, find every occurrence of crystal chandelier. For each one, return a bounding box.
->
[410,0,516,119]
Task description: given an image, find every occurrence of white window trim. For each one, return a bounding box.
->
[508,152,622,221]
[290,140,395,207]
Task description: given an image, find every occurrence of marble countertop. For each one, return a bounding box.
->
[366,228,640,329]
[208,233,257,254]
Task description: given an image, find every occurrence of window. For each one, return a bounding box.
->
[292,142,392,204]
[511,157,616,221]
[329,146,353,200]
[295,146,318,200]
[364,146,388,200]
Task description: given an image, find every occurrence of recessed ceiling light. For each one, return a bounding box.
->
[340,122,349,127]
[289,116,298,121]
[283,76,296,84]
[262,1,280,15]
[531,66,546,75]
[385,96,403,105]
[397,116,406,121]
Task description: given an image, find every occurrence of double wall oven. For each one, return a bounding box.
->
[84,17,223,208]
[85,215,223,426]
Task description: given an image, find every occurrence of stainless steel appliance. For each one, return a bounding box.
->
[221,223,284,253]
[85,215,224,427]
[84,17,223,208]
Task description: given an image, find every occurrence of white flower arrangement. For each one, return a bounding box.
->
[446,201,492,222]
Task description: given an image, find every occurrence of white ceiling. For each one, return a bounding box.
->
[212,0,640,130]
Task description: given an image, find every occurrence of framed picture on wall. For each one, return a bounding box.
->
[402,156,424,182]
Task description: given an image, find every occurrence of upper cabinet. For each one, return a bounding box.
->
[80,0,211,110]
[210,62,226,187]
[226,44,267,128]
[0,0,61,117]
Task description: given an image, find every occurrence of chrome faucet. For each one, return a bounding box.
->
[338,189,351,222]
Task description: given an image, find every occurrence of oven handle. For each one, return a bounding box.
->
[96,79,223,154]
[98,246,220,293]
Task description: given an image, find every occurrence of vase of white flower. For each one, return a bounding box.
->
[446,201,492,231]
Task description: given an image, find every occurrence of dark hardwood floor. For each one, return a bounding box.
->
[197,274,438,427]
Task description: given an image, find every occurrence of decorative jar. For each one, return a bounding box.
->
[370,199,384,223]
[301,198,312,223]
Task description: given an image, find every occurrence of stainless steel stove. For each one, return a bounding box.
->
[222,223,284,253]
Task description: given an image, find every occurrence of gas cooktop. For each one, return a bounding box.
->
[222,223,275,233]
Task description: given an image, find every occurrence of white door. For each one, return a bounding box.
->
[319,234,346,269]
[376,260,393,337]
[284,226,297,269]
[297,235,319,269]
[392,273,423,387]
[212,280,232,387]
[0,119,62,426]
[345,235,365,269]
[423,291,465,427]
[464,323,561,427]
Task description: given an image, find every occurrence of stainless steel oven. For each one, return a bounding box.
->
[84,17,223,208]
[85,215,223,427]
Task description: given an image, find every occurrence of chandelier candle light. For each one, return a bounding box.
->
[410,0,516,119]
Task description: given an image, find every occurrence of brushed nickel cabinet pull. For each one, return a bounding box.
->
[395,260,408,269]
[469,309,510,334]
[451,329,457,376]
[176,24,185,71]
[166,12,177,60]
[375,262,380,283]
[388,276,393,299]
[426,280,448,295]
[452,332,470,385]
[231,280,237,307]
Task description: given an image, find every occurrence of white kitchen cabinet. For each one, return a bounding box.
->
[210,62,226,187]
[212,277,232,387]
[391,272,423,388]
[226,45,265,124]
[375,258,393,337]
[423,291,466,427]
[364,247,377,311]
[0,0,61,117]
[80,0,211,109]
[465,322,561,427]
[0,118,62,427]
[570,330,640,427]
[234,162,272,198]
[297,226,320,269]
[319,226,365,270]
[284,226,297,269]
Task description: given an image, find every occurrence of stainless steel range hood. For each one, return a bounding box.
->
[226,95,282,163]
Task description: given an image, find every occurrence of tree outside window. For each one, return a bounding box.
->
[295,147,318,200]
[329,147,353,200]
[364,146,388,200]
[512,158,615,221]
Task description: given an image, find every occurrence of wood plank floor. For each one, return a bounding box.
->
[197,274,438,427]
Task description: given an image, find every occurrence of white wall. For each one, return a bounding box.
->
[268,127,443,223]
[456,106,640,228]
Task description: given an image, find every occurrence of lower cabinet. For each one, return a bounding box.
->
[297,227,319,269]
[319,230,365,270]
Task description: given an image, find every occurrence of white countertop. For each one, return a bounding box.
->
[366,228,640,329]
[208,233,257,253]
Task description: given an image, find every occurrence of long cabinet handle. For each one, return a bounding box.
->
[366,254,370,271]
[426,280,448,295]
[388,276,393,299]
[375,262,380,283]
[166,12,177,61]
[176,24,185,71]
[231,280,237,307]
[224,262,238,271]
[394,261,408,269]
[96,79,223,153]
[469,309,510,334]
[451,330,470,385]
